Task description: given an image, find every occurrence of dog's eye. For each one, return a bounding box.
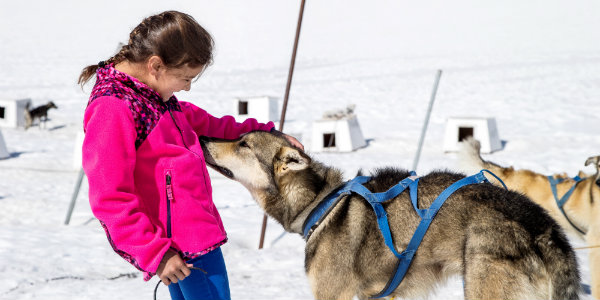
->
[239,141,250,148]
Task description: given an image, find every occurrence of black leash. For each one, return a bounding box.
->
[153,267,207,300]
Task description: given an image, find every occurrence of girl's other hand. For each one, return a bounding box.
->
[283,133,304,150]
[271,129,304,150]
[157,249,192,285]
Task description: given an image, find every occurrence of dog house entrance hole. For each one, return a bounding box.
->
[458,127,473,142]
[0,106,5,119]
[238,101,248,115]
[323,133,336,148]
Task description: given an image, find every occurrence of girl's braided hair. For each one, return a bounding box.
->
[78,10,213,86]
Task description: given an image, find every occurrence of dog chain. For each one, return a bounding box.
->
[153,267,207,300]
[574,245,600,251]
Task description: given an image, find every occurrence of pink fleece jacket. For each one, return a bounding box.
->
[82,64,274,280]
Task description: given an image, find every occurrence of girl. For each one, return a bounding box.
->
[78,10,301,300]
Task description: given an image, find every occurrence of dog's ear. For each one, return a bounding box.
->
[585,155,600,174]
[275,146,311,174]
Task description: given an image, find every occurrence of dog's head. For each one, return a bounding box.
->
[48,101,58,109]
[199,131,311,193]
[584,155,600,187]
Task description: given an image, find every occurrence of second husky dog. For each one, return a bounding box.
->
[459,136,600,299]
[200,131,580,300]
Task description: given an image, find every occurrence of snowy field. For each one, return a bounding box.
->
[1,0,600,299]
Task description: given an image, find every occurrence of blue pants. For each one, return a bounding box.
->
[168,247,231,300]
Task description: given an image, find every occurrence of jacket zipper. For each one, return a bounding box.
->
[168,108,192,151]
[167,107,204,160]
[165,173,174,238]
[166,106,212,202]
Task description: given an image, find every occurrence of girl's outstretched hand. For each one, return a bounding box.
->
[283,133,303,150]
[271,129,304,150]
[157,249,192,285]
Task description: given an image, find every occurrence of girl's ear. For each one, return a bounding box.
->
[147,56,164,76]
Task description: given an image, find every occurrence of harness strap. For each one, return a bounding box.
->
[301,170,504,299]
[356,172,418,258]
[548,175,586,235]
[303,172,418,241]
[303,176,371,239]
[481,169,508,190]
[409,179,426,218]
[371,171,489,298]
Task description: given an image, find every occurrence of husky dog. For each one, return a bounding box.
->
[24,101,58,129]
[322,104,356,120]
[459,137,600,299]
[200,131,580,300]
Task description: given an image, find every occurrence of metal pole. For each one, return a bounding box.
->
[64,168,86,225]
[411,69,442,171]
[259,0,306,249]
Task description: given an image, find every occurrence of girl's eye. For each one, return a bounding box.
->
[239,141,250,148]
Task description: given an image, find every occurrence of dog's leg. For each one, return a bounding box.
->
[463,253,539,300]
[464,255,511,300]
[587,212,600,299]
[584,159,600,300]
[463,227,552,300]
[308,274,358,300]
[307,263,358,300]
[41,114,47,129]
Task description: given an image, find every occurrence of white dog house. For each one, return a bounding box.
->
[233,96,279,123]
[0,98,31,128]
[0,130,9,159]
[311,105,366,152]
[443,117,501,153]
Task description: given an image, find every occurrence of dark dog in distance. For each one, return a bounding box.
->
[24,101,57,130]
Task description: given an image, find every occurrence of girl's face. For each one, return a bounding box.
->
[153,64,205,101]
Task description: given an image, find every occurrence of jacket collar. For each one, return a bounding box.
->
[96,63,180,111]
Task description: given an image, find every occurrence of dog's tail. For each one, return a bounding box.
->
[457,137,511,187]
[457,137,498,173]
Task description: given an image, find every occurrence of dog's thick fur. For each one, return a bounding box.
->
[201,131,580,300]
[24,101,57,129]
[459,136,600,299]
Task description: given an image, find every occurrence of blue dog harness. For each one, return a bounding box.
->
[302,169,506,298]
[548,175,587,235]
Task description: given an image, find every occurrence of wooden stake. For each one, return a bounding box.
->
[259,0,307,249]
